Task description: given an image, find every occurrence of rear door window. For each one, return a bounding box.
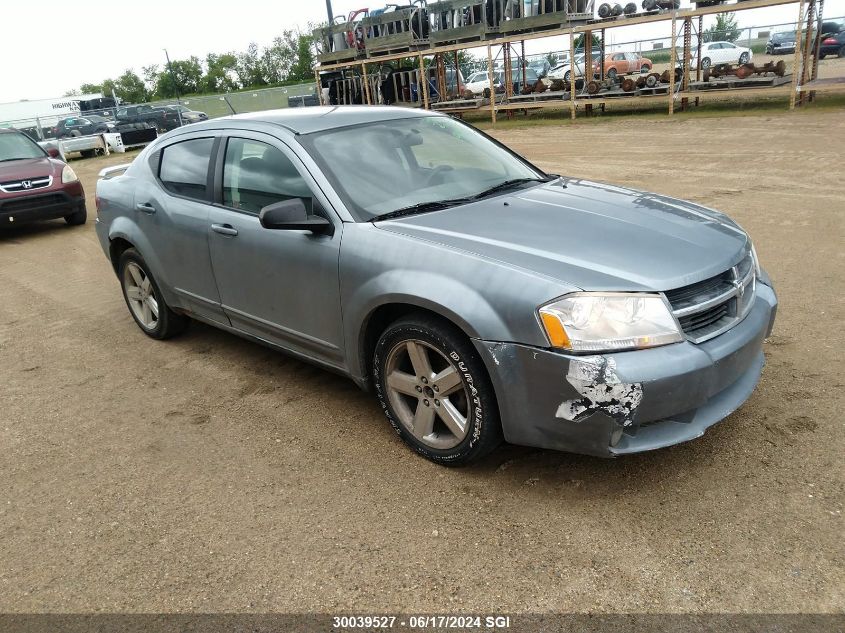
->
[159,137,214,200]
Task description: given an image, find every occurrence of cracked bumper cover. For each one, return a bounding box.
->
[474,282,777,457]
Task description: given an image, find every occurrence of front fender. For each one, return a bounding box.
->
[345,269,511,383]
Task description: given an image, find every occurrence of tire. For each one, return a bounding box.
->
[64,205,87,226]
[69,130,81,137]
[118,248,189,340]
[701,57,711,70]
[819,53,827,59]
[80,149,96,159]
[739,52,750,64]
[607,67,618,79]
[641,63,651,72]
[373,314,502,466]
[564,70,572,83]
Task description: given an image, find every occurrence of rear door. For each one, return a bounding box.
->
[132,133,227,324]
[206,131,345,370]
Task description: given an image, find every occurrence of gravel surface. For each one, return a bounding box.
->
[0,109,842,614]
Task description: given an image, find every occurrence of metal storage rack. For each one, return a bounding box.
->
[315,0,841,122]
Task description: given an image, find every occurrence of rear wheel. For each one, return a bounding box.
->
[607,67,618,79]
[118,248,189,340]
[701,57,711,70]
[373,315,501,466]
[641,63,651,72]
[739,52,750,64]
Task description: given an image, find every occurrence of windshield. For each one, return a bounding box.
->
[300,116,544,221]
[0,132,45,162]
[467,72,487,83]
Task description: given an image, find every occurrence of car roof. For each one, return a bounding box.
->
[195,106,443,135]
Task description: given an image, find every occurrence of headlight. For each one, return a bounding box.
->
[61,165,78,183]
[539,293,683,353]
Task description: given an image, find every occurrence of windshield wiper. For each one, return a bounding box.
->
[469,176,552,200]
[371,197,474,222]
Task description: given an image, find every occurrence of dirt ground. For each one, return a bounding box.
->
[0,108,842,615]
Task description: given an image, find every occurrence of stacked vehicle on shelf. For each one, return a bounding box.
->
[315,0,597,65]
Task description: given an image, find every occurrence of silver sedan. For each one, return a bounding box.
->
[95,107,777,465]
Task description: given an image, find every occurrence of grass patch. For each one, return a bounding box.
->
[463,92,845,130]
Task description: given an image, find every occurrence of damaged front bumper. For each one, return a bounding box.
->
[474,282,778,457]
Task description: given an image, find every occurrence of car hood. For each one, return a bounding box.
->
[374,178,749,292]
[0,156,61,182]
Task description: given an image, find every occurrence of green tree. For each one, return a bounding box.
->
[79,83,102,95]
[287,33,316,82]
[156,56,204,97]
[703,13,741,43]
[236,42,267,88]
[97,70,148,103]
[261,32,299,84]
[204,53,240,93]
[142,65,160,96]
[574,33,602,50]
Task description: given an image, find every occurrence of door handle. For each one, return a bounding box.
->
[135,202,156,214]
[211,223,238,237]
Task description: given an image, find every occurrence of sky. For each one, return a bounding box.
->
[2,0,843,103]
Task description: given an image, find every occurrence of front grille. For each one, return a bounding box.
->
[0,175,52,193]
[665,252,755,344]
[1,193,66,213]
[677,301,733,337]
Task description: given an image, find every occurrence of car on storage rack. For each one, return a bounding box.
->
[766,31,797,55]
[462,71,494,96]
[0,128,86,227]
[94,106,776,466]
[547,54,599,83]
[55,115,119,138]
[602,52,653,78]
[691,41,752,70]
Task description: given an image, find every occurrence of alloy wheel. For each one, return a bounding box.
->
[123,262,159,330]
[384,339,471,450]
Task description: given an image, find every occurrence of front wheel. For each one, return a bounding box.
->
[607,67,618,79]
[118,248,189,340]
[739,52,750,64]
[64,205,87,226]
[564,70,572,83]
[373,315,501,466]
[641,64,651,72]
[701,57,711,70]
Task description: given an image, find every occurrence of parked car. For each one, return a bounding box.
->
[691,41,752,70]
[819,31,845,58]
[468,67,540,94]
[548,54,599,83]
[0,128,86,226]
[55,115,119,138]
[153,104,208,124]
[95,107,777,465]
[116,104,180,132]
[528,58,551,78]
[602,52,653,78]
[766,31,797,55]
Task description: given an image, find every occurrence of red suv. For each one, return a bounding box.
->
[0,129,86,226]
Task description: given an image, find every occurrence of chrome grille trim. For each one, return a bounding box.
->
[664,253,756,344]
[0,175,53,193]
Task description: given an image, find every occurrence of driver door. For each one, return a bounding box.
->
[206,132,346,370]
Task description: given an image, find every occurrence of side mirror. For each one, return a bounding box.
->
[46,147,61,159]
[259,198,333,235]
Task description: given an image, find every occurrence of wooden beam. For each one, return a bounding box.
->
[789,0,806,110]
[669,17,677,115]
[487,45,496,125]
